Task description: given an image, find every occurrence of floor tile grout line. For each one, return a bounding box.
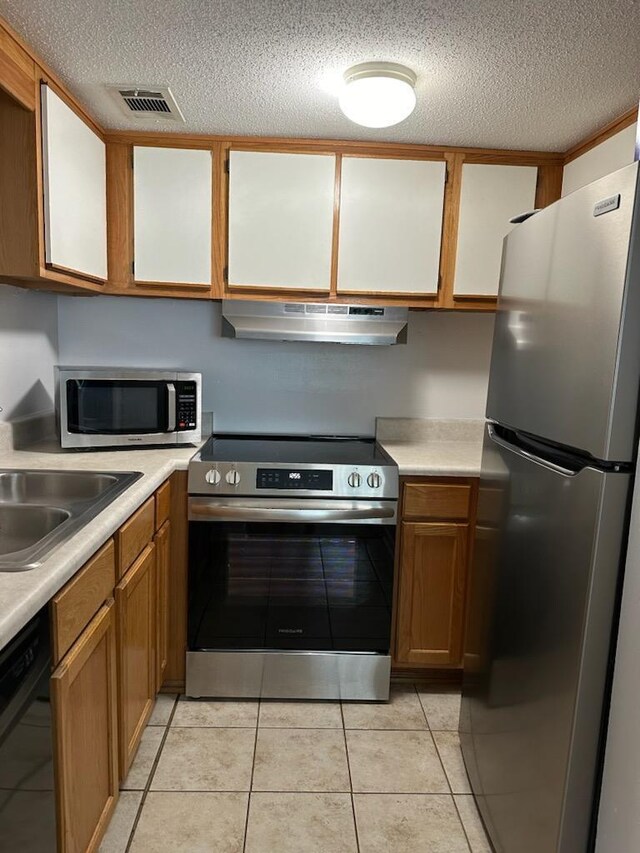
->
[135,787,459,794]
[414,681,432,730]
[452,794,475,853]
[340,701,361,853]
[123,693,179,853]
[242,700,261,853]
[431,730,455,796]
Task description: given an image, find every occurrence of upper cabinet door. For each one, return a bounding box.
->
[562,124,637,196]
[228,150,335,290]
[337,157,446,295]
[453,163,538,297]
[40,83,107,280]
[133,146,212,286]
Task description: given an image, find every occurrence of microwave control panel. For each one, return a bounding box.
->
[176,382,198,430]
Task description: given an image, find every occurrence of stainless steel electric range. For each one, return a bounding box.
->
[186,434,399,701]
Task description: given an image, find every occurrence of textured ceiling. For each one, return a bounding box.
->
[1,0,639,151]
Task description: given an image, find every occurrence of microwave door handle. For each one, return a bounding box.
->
[166,383,176,432]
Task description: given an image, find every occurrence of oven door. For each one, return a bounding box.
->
[188,498,396,656]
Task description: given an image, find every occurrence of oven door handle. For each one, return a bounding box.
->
[188,499,396,523]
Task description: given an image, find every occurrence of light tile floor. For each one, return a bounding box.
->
[99,685,492,853]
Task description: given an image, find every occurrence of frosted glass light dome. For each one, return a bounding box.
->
[338,62,417,128]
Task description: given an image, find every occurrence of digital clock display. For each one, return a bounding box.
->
[256,468,333,490]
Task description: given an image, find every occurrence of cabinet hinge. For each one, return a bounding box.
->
[223,266,228,283]
[224,158,230,174]
[131,150,134,169]
[444,163,449,183]
[131,260,135,276]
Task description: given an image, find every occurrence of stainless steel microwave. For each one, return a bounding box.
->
[56,368,202,449]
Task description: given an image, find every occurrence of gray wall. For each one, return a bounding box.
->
[0,285,59,422]
[57,296,495,434]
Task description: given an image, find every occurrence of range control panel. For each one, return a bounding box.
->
[175,382,198,431]
[256,468,333,490]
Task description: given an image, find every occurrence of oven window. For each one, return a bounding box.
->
[66,380,169,434]
[188,521,395,653]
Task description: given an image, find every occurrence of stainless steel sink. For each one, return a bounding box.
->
[0,469,143,571]
[0,505,71,556]
[0,471,120,504]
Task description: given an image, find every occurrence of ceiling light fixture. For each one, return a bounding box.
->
[338,62,417,128]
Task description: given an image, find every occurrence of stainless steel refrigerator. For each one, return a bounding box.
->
[460,161,640,853]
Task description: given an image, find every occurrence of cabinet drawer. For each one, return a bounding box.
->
[116,497,154,579]
[403,482,471,521]
[51,539,116,665]
[155,479,171,530]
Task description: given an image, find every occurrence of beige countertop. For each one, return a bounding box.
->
[0,416,485,649]
[376,417,485,477]
[0,435,201,649]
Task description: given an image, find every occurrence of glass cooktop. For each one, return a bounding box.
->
[198,434,393,466]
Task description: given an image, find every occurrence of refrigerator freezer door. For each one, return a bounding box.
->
[461,424,629,853]
[487,161,640,462]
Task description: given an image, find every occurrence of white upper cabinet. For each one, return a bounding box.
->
[337,157,446,294]
[228,150,336,290]
[453,163,538,297]
[562,124,637,196]
[40,84,107,280]
[133,146,212,285]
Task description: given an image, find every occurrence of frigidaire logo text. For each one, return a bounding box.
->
[278,628,303,634]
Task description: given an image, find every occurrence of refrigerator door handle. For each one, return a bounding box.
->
[487,422,578,477]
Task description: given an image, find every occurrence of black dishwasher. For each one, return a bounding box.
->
[0,610,55,852]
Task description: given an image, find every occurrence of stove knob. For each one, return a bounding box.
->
[205,468,221,485]
[367,472,382,489]
[348,471,362,488]
[226,469,241,486]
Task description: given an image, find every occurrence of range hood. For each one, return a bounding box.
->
[221,300,409,346]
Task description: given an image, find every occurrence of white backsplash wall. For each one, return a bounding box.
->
[0,285,59,422]
[57,296,495,434]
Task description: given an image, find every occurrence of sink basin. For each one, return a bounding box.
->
[0,471,120,504]
[0,469,143,571]
[0,505,71,556]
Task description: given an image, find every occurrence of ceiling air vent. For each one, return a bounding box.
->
[109,85,185,123]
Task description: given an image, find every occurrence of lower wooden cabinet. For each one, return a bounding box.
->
[154,519,171,687]
[51,601,118,853]
[115,542,156,779]
[395,521,469,667]
[393,476,478,670]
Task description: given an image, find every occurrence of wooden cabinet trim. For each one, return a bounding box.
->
[564,105,638,164]
[0,86,40,279]
[534,163,563,209]
[154,519,171,687]
[0,20,35,110]
[115,542,156,777]
[107,129,564,164]
[115,496,155,578]
[163,470,188,690]
[155,478,171,530]
[51,538,116,664]
[51,600,118,853]
[438,152,464,308]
